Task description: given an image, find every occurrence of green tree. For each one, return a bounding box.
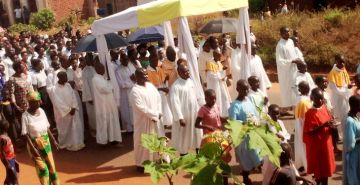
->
[141,114,282,185]
[30,9,56,30]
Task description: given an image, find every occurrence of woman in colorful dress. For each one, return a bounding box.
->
[344,95,360,185]
[21,91,60,185]
[6,62,33,139]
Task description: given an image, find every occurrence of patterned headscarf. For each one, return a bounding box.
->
[27,91,41,101]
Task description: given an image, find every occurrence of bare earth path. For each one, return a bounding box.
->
[0,83,343,185]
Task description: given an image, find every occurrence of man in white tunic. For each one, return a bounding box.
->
[81,56,97,132]
[116,54,136,133]
[129,68,163,171]
[170,64,203,155]
[109,51,121,109]
[92,61,122,146]
[250,44,272,96]
[46,59,61,87]
[47,71,85,151]
[328,54,352,137]
[275,27,303,110]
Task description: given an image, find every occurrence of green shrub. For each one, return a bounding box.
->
[30,9,56,30]
[8,23,37,34]
[324,9,344,27]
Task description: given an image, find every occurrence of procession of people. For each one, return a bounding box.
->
[0,13,358,185]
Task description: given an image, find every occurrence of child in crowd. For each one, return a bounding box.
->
[0,119,18,185]
[314,76,333,111]
[248,76,269,113]
[195,89,227,135]
[294,81,312,173]
[262,104,291,185]
[293,62,315,98]
[249,44,272,95]
[315,75,341,153]
[269,143,315,185]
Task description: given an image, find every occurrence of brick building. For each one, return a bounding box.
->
[97,0,136,16]
[0,0,98,27]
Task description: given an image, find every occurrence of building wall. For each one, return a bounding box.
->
[114,0,136,12]
[46,0,90,21]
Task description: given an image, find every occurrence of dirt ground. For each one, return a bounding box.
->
[0,83,343,185]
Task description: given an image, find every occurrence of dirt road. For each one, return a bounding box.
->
[0,83,343,185]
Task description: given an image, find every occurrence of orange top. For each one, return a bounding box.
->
[295,97,312,119]
[161,60,178,87]
[147,66,166,88]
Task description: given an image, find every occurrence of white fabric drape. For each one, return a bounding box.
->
[163,21,175,47]
[177,17,205,105]
[236,8,251,81]
[92,7,138,36]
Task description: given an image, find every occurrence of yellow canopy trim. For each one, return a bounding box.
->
[138,0,248,28]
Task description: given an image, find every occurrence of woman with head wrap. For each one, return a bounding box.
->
[21,91,60,185]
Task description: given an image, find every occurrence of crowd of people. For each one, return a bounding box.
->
[0,23,358,185]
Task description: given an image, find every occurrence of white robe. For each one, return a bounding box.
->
[129,82,164,166]
[3,57,14,81]
[248,89,268,113]
[170,78,203,154]
[108,61,121,108]
[73,67,83,92]
[250,55,272,96]
[294,95,309,170]
[92,74,122,144]
[206,61,231,117]
[275,38,298,107]
[295,47,304,62]
[198,50,213,84]
[328,66,351,136]
[46,69,60,87]
[81,66,96,130]
[293,71,316,96]
[230,48,241,83]
[115,64,136,132]
[47,83,85,151]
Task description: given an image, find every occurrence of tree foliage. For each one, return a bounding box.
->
[142,114,282,185]
[225,119,282,167]
[30,9,56,30]
[8,23,37,35]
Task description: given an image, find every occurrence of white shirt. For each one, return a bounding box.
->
[14,9,22,18]
[31,70,47,88]
[21,108,50,138]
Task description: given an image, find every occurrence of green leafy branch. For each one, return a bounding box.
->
[141,115,283,185]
